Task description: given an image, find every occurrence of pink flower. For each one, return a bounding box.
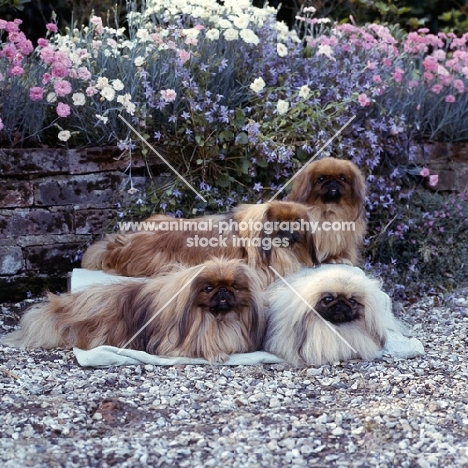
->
[86,86,98,97]
[178,49,191,64]
[358,93,371,107]
[454,79,465,93]
[408,80,419,88]
[56,102,71,118]
[40,47,55,65]
[54,80,72,97]
[383,58,392,67]
[161,89,177,103]
[431,84,443,94]
[46,23,58,33]
[29,86,44,101]
[419,167,430,177]
[367,60,377,70]
[393,67,404,82]
[423,56,438,73]
[10,66,24,76]
[77,67,91,81]
[445,94,456,103]
[52,65,69,78]
[0,117,3,131]
[429,175,439,186]
[372,75,382,84]
[17,39,33,55]
[37,38,48,47]
[42,73,52,84]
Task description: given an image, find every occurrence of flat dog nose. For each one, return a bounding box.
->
[219,287,227,293]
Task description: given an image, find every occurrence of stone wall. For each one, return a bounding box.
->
[415,141,468,191]
[0,147,148,302]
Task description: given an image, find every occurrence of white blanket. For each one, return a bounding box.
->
[70,269,424,367]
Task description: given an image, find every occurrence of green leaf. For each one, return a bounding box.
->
[216,175,232,188]
[236,132,249,145]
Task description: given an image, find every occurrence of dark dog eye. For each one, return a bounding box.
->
[339,175,347,182]
[321,296,334,305]
[317,176,326,183]
[349,298,357,305]
[204,285,214,293]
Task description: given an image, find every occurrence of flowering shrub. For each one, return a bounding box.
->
[1,1,468,295]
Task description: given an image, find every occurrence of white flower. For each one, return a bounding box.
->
[96,77,109,90]
[317,44,335,61]
[136,28,151,42]
[239,29,259,45]
[46,92,57,103]
[72,92,86,106]
[96,114,108,124]
[100,85,116,101]
[250,77,266,93]
[218,19,233,29]
[232,15,249,29]
[298,85,311,99]
[224,28,239,41]
[205,28,220,41]
[277,43,288,57]
[182,28,200,39]
[58,130,71,142]
[112,79,124,91]
[134,56,145,67]
[276,99,289,115]
[161,89,177,103]
[117,93,136,115]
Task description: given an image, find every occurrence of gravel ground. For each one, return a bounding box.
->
[1,291,468,468]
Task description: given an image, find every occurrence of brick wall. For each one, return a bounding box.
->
[0,147,148,302]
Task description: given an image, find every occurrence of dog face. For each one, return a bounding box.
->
[288,157,366,210]
[315,292,364,324]
[264,264,398,366]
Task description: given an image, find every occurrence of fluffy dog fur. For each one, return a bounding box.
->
[264,264,401,366]
[81,201,319,286]
[1,258,267,363]
[287,157,366,265]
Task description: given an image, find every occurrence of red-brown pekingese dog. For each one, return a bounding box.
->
[287,157,366,265]
[1,258,267,363]
[81,201,320,287]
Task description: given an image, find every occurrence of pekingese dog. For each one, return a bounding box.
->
[1,258,267,363]
[264,264,400,366]
[287,157,366,265]
[81,201,320,286]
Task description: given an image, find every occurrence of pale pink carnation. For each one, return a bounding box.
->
[408,80,419,88]
[54,80,72,97]
[429,175,439,186]
[178,49,191,64]
[161,89,177,103]
[0,117,4,131]
[445,94,456,103]
[86,86,98,97]
[42,73,52,84]
[431,84,443,94]
[419,167,430,177]
[17,39,33,55]
[56,102,71,117]
[453,79,465,93]
[52,65,69,78]
[40,47,55,64]
[77,67,91,81]
[37,38,48,47]
[46,23,58,33]
[358,93,371,107]
[372,75,382,84]
[10,66,24,76]
[29,86,44,101]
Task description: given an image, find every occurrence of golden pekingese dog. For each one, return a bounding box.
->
[81,201,320,286]
[1,258,267,363]
[264,264,401,366]
[287,157,366,265]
